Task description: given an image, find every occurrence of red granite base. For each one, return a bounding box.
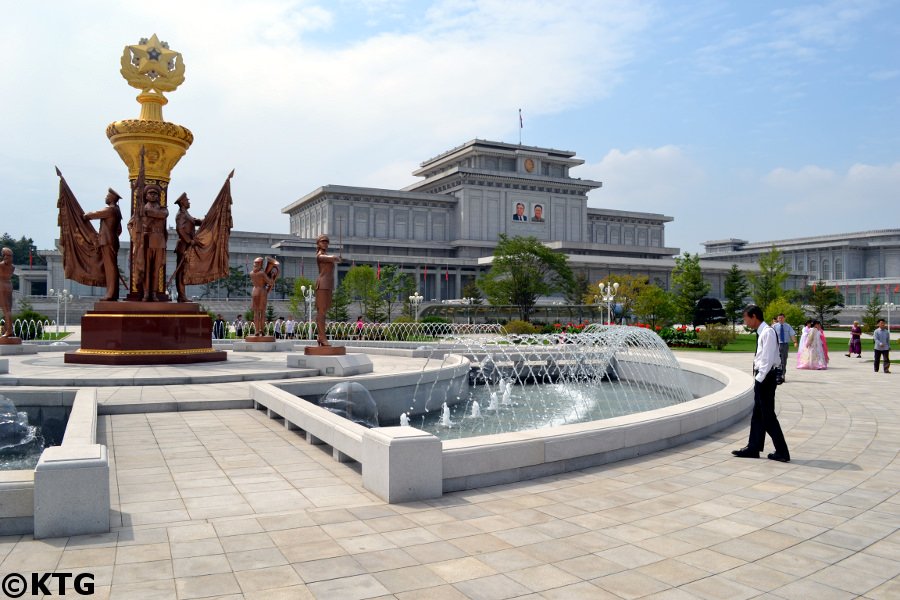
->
[245,335,276,343]
[304,345,347,356]
[0,337,23,345]
[65,301,227,365]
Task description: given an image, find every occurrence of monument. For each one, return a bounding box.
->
[0,248,22,345]
[57,34,231,365]
[305,234,345,356]
[246,256,280,342]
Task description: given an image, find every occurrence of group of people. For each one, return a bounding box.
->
[796,319,829,371]
[847,320,892,373]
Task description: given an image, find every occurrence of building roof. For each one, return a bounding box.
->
[281,184,455,214]
[418,139,578,169]
[703,229,900,250]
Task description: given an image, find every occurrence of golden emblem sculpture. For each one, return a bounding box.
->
[107,34,193,300]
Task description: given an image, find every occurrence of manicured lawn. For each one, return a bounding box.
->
[674,333,893,354]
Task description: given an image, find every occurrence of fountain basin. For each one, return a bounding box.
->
[249,356,753,502]
[0,388,108,537]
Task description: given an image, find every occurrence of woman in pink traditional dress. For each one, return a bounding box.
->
[798,320,829,369]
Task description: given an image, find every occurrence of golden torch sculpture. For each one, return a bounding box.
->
[107,34,193,299]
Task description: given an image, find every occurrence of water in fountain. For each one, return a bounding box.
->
[399,412,410,427]
[318,381,379,428]
[0,396,46,470]
[408,325,693,440]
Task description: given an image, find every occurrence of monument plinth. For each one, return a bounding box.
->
[65,302,225,365]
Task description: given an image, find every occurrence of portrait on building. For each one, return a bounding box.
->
[532,203,545,223]
[512,201,527,222]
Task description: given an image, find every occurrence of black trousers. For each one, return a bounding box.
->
[747,371,789,455]
[874,350,891,372]
[778,343,789,376]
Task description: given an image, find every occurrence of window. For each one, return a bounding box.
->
[834,258,843,280]
[822,259,831,280]
[808,259,817,273]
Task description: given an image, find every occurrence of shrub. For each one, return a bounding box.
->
[697,324,736,350]
[763,298,805,332]
[504,320,539,334]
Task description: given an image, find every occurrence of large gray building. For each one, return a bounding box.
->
[33,139,770,311]
[702,230,900,306]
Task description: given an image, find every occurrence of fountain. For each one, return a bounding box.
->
[318,381,379,428]
[399,412,410,427]
[410,326,694,440]
[0,396,46,470]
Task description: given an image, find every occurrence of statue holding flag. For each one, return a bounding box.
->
[172,193,202,302]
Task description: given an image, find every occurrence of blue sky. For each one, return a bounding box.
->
[2,0,898,253]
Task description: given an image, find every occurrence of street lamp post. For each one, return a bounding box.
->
[48,288,73,335]
[599,281,619,324]
[886,302,896,332]
[300,285,315,340]
[461,297,474,325]
[409,291,423,322]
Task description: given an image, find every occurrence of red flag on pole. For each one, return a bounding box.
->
[423,265,427,279]
[445,265,449,281]
[29,249,33,268]
[300,257,304,277]
[377,262,381,280]
[895,285,899,293]
[519,108,523,129]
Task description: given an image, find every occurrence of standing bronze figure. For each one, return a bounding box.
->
[249,256,279,337]
[173,193,202,302]
[0,248,14,338]
[314,235,342,346]
[141,185,168,302]
[83,189,123,301]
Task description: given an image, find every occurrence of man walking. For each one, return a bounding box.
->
[873,319,891,374]
[773,313,796,382]
[732,305,791,462]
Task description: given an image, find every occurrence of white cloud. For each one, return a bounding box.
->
[581,145,706,215]
[766,161,900,215]
[0,0,653,247]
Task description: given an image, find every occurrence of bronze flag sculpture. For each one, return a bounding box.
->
[0,247,15,338]
[176,170,235,289]
[56,168,114,291]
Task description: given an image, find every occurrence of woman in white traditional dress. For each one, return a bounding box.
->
[798,320,828,369]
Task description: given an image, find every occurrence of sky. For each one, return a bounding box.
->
[2,0,899,254]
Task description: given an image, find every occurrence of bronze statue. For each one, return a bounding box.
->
[141,184,168,301]
[55,168,110,292]
[173,193,202,302]
[175,171,235,293]
[314,235,342,346]
[249,256,279,337]
[0,248,14,337]
[83,189,123,301]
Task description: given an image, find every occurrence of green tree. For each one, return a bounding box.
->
[861,295,883,334]
[565,271,591,305]
[723,264,750,330]
[327,283,352,322]
[478,235,573,322]
[288,276,315,319]
[343,265,384,321]
[632,285,673,329]
[273,276,294,300]
[671,252,710,325]
[223,266,249,298]
[805,281,844,327]
[462,281,484,305]
[0,233,45,266]
[377,265,415,322]
[748,246,788,311]
[587,275,649,321]
[763,297,806,332]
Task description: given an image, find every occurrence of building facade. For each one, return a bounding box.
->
[702,230,900,306]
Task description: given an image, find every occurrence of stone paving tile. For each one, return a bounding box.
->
[6,350,895,599]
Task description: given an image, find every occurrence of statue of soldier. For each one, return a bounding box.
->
[83,189,123,301]
[173,193,202,303]
[314,234,342,346]
[141,184,168,302]
[0,248,14,337]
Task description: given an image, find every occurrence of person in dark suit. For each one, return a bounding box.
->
[512,202,527,221]
[732,304,791,462]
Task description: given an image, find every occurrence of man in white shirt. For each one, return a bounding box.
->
[285,317,296,339]
[732,305,791,462]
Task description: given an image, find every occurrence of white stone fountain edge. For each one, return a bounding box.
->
[249,356,754,502]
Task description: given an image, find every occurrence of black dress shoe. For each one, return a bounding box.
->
[768,452,790,463]
[732,447,759,458]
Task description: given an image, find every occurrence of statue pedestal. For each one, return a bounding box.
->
[0,337,23,345]
[245,335,275,343]
[65,301,226,365]
[304,345,347,356]
[287,353,372,377]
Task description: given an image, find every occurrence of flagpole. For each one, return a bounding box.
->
[518,108,522,145]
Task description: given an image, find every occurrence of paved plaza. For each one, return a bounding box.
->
[1,350,898,599]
